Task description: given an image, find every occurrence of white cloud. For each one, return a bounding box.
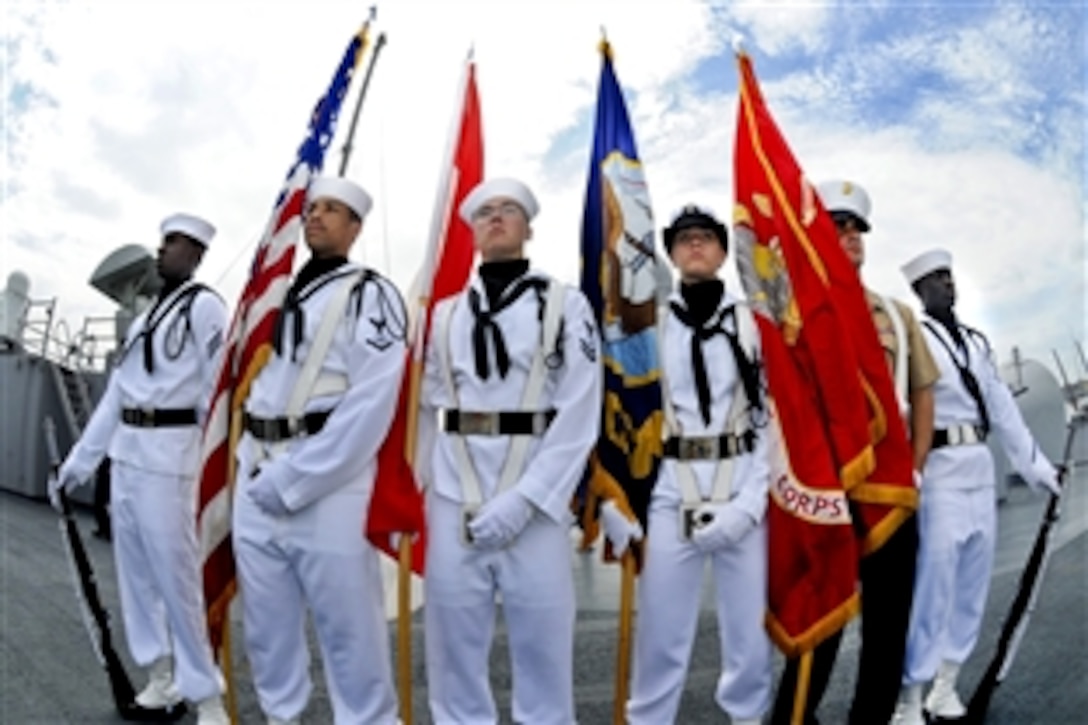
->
[2,0,1083,376]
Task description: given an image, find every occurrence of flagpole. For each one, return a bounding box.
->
[323,10,419,720]
[391,51,478,723]
[339,14,386,177]
[613,550,635,724]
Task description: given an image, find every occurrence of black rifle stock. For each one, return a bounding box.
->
[44,417,139,717]
[964,413,1080,723]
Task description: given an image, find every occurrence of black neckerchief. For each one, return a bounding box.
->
[672,281,763,427]
[923,314,991,434]
[672,281,728,426]
[139,276,193,373]
[272,256,349,361]
[469,263,546,380]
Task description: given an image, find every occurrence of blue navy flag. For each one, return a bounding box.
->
[577,39,664,556]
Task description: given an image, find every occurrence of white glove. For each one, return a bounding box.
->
[600,500,643,557]
[467,489,534,550]
[248,474,289,517]
[1027,458,1062,497]
[691,503,756,554]
[48,467,83,513]
[388,531,420,553]
[913,469,924,489]
[1032,472,1062,497]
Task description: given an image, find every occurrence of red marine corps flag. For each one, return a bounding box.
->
[731,47,917,669]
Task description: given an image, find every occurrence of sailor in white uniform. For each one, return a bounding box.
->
[51,213,229,724]
[894,248,1061,724]
[419,177,602,725]
[231,177,407,725]
[621,205,772,725]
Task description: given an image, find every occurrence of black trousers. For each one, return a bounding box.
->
[771,513,919,725]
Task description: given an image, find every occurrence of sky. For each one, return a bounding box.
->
[3,0,1085,382]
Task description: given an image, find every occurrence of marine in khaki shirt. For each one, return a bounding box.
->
[866,290,940,469]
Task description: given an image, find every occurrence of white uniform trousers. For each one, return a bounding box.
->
[424,493,576,725]
[904,484,996,685]
[232,477,396,724]
[628,503,772,724]
[111,461,223,701]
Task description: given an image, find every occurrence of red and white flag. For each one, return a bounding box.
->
[196,26,370,650]
[365,55,484,571]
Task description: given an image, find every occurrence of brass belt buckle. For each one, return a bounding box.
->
[459,411,499,436]
[679,436,716,461]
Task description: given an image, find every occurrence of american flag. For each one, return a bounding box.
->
[196,24,370,650]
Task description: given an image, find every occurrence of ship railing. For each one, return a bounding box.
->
[20,297,118,373]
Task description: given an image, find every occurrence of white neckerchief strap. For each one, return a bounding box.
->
[496,280,565,494]
[436,296,487,508]
[286,268,365,418]
[439,280,565,508]
[880,294,909,417]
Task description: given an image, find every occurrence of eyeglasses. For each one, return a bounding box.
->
[472,201,523,222]
[673,228,718,246]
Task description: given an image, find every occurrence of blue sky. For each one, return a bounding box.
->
[3,0,1085,380]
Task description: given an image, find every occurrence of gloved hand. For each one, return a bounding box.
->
[48,466,83,513]
[1033,472,1062,497]
[1027,459,1062,497]
[691,503,756,554]
[248,473,289,517]
[467,489,534,550]
[388,531,419,553]
[913,469,924,489]
[600,500,643,557]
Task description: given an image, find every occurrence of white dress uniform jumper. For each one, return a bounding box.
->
[231,261,407,724]
[58,278,228,710]
[626,286,773,725]
[419,265,603,725]
[902,314,1058,719]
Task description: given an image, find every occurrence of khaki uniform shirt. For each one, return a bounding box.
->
[866,289,939,393]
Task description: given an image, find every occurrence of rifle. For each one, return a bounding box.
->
[964,409,1081,723]
[44,417,146,719]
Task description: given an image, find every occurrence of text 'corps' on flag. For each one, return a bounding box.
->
[196,25,370,650]
[578,39,664,555]
[732,50,917,657]
[366,55,483,569]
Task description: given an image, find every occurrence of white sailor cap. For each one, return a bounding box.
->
[901,248,953,285]
[308,176,373,220]
[816,179,872,232]
[459,177,539,223]
[161,213,216,247]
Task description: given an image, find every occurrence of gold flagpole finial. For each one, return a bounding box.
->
[599,26,612,58]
